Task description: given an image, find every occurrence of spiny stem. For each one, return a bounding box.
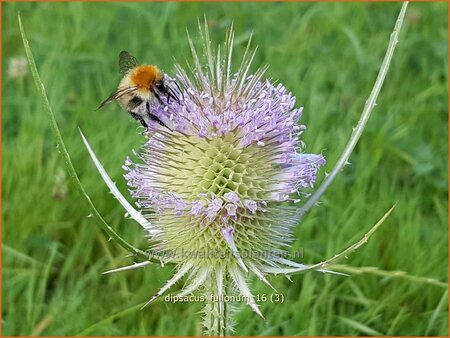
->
[18,14,153,262]
[327,264,448,288]
[298,204,396,273]
[264,205,396,275]
[297,2,409,220]
[203,274,233,336]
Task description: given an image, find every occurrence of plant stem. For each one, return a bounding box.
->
[263,205,396,275]
[296,2,409,221]
[18,14,154,262]
[203,273,233,336]
[327,264,448,288]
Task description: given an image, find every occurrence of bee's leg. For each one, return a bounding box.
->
[152,90,163,104]
[159,84,180,104]
[130,112,148,129]
[167,90,180,104]
[172,81,183,101]
[149,114,172,131]
[145,101,171,131]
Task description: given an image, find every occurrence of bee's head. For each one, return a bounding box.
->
[154,80,166,92]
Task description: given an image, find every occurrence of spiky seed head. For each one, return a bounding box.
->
[123,24,325,317]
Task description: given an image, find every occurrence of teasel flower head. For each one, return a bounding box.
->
[121,24,325,332]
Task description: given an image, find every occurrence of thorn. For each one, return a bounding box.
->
[141,296,157,309]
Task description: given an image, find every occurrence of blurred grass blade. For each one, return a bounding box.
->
[296,2,409,220]
[3,244,44,266]
[18,14,152,262]
[338,316,383,336]
[77,303,144,336]
[425,289,448,335]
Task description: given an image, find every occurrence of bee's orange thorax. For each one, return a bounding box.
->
[130,65,162,89]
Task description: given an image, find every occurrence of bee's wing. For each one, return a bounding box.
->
[119,51,139,74]
[97,87,137,110]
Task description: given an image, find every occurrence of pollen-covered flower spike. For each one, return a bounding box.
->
[121,23,325,333]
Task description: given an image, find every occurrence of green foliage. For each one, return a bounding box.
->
[3,2,447,335]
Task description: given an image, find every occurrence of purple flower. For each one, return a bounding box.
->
[206,197,223,221]
[121,26,325,321]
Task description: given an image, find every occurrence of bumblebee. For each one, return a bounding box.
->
[98,51,181,129]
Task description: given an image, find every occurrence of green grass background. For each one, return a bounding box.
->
[2,1,448,336]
